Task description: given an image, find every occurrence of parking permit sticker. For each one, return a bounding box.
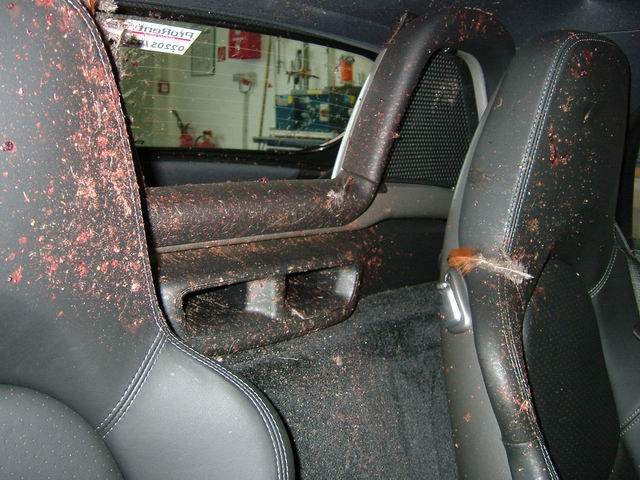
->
[101,18,202,55]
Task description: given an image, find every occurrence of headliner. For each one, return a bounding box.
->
[120,0,640,108]
[121,0,640,51]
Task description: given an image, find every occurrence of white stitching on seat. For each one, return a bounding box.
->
[97,329,162,430]
[504,37,618,253]
[500,34,581,252]
[66,2,288,478]
[621,405,640,430]
[498,280,559,479]
[588,240,618,298]
[167,338,289,480]
[165,286,290,477]
[621,412,640,437]
[100,331,167,434]
[102,337,168,438]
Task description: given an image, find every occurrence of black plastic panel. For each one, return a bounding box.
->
[385,52,477,188]
[154,219,445,356]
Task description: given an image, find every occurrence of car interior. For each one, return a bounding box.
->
[1,0,640,479]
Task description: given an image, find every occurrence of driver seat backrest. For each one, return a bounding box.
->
[442,31,640,478]
[0,1,293,479]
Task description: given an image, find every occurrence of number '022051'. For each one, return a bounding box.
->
[142,40,185,52]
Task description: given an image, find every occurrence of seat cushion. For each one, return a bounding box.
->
[0,385,122,480]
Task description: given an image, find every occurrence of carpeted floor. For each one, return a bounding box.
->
[219,283,458,480]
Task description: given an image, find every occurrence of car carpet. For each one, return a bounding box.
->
[219,283,458,480]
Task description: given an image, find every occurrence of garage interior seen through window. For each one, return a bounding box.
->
[103,15,374,153]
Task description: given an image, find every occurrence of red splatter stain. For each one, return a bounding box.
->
[7,1,20,18]
[471,11,488,34]
[76,231,91,244]
[43,254,59,275]
[126,317,145,334]
[76,176,97,202]
[128,261,142,272]
[559,95,575,113]
[514,398,530,413]
[8,265,23,284]
[46,181,55,197]
[463,412,472,423]
[548,125,571,167]
[79,65,107,85]
[1,140,16,152]
[76,260,89,278]
[582,48,593,66]
[456,10,470,42]
[55,5,75,35]
[569,64,588,79]
[0,0,157,336]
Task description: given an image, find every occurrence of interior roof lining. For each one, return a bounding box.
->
[116,0,640,113]
[117,0,640,48]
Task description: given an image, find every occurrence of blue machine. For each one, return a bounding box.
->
[275,91,356,133]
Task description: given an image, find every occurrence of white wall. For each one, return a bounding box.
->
[120,25,372,150]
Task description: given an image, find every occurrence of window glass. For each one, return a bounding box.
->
[103,16,373,151]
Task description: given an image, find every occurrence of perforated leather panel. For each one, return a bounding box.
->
[384,52,478,188]
[523,257,620,479]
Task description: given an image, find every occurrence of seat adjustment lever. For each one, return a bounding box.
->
[437,268,472,334]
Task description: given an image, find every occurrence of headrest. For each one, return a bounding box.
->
[458,31,629,288]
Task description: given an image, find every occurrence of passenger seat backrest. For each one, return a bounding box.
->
[443,31,636,478]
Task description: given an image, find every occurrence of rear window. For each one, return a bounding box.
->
[100,15,374,152]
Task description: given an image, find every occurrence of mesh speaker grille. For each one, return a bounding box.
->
[385,52,478,188]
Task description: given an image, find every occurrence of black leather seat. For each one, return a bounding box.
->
[0,2,293,479]
[440,31,640,478]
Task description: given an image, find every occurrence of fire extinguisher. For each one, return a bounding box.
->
[195,130,216,149]
[171,110,194,148]
[339,55,355,83]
